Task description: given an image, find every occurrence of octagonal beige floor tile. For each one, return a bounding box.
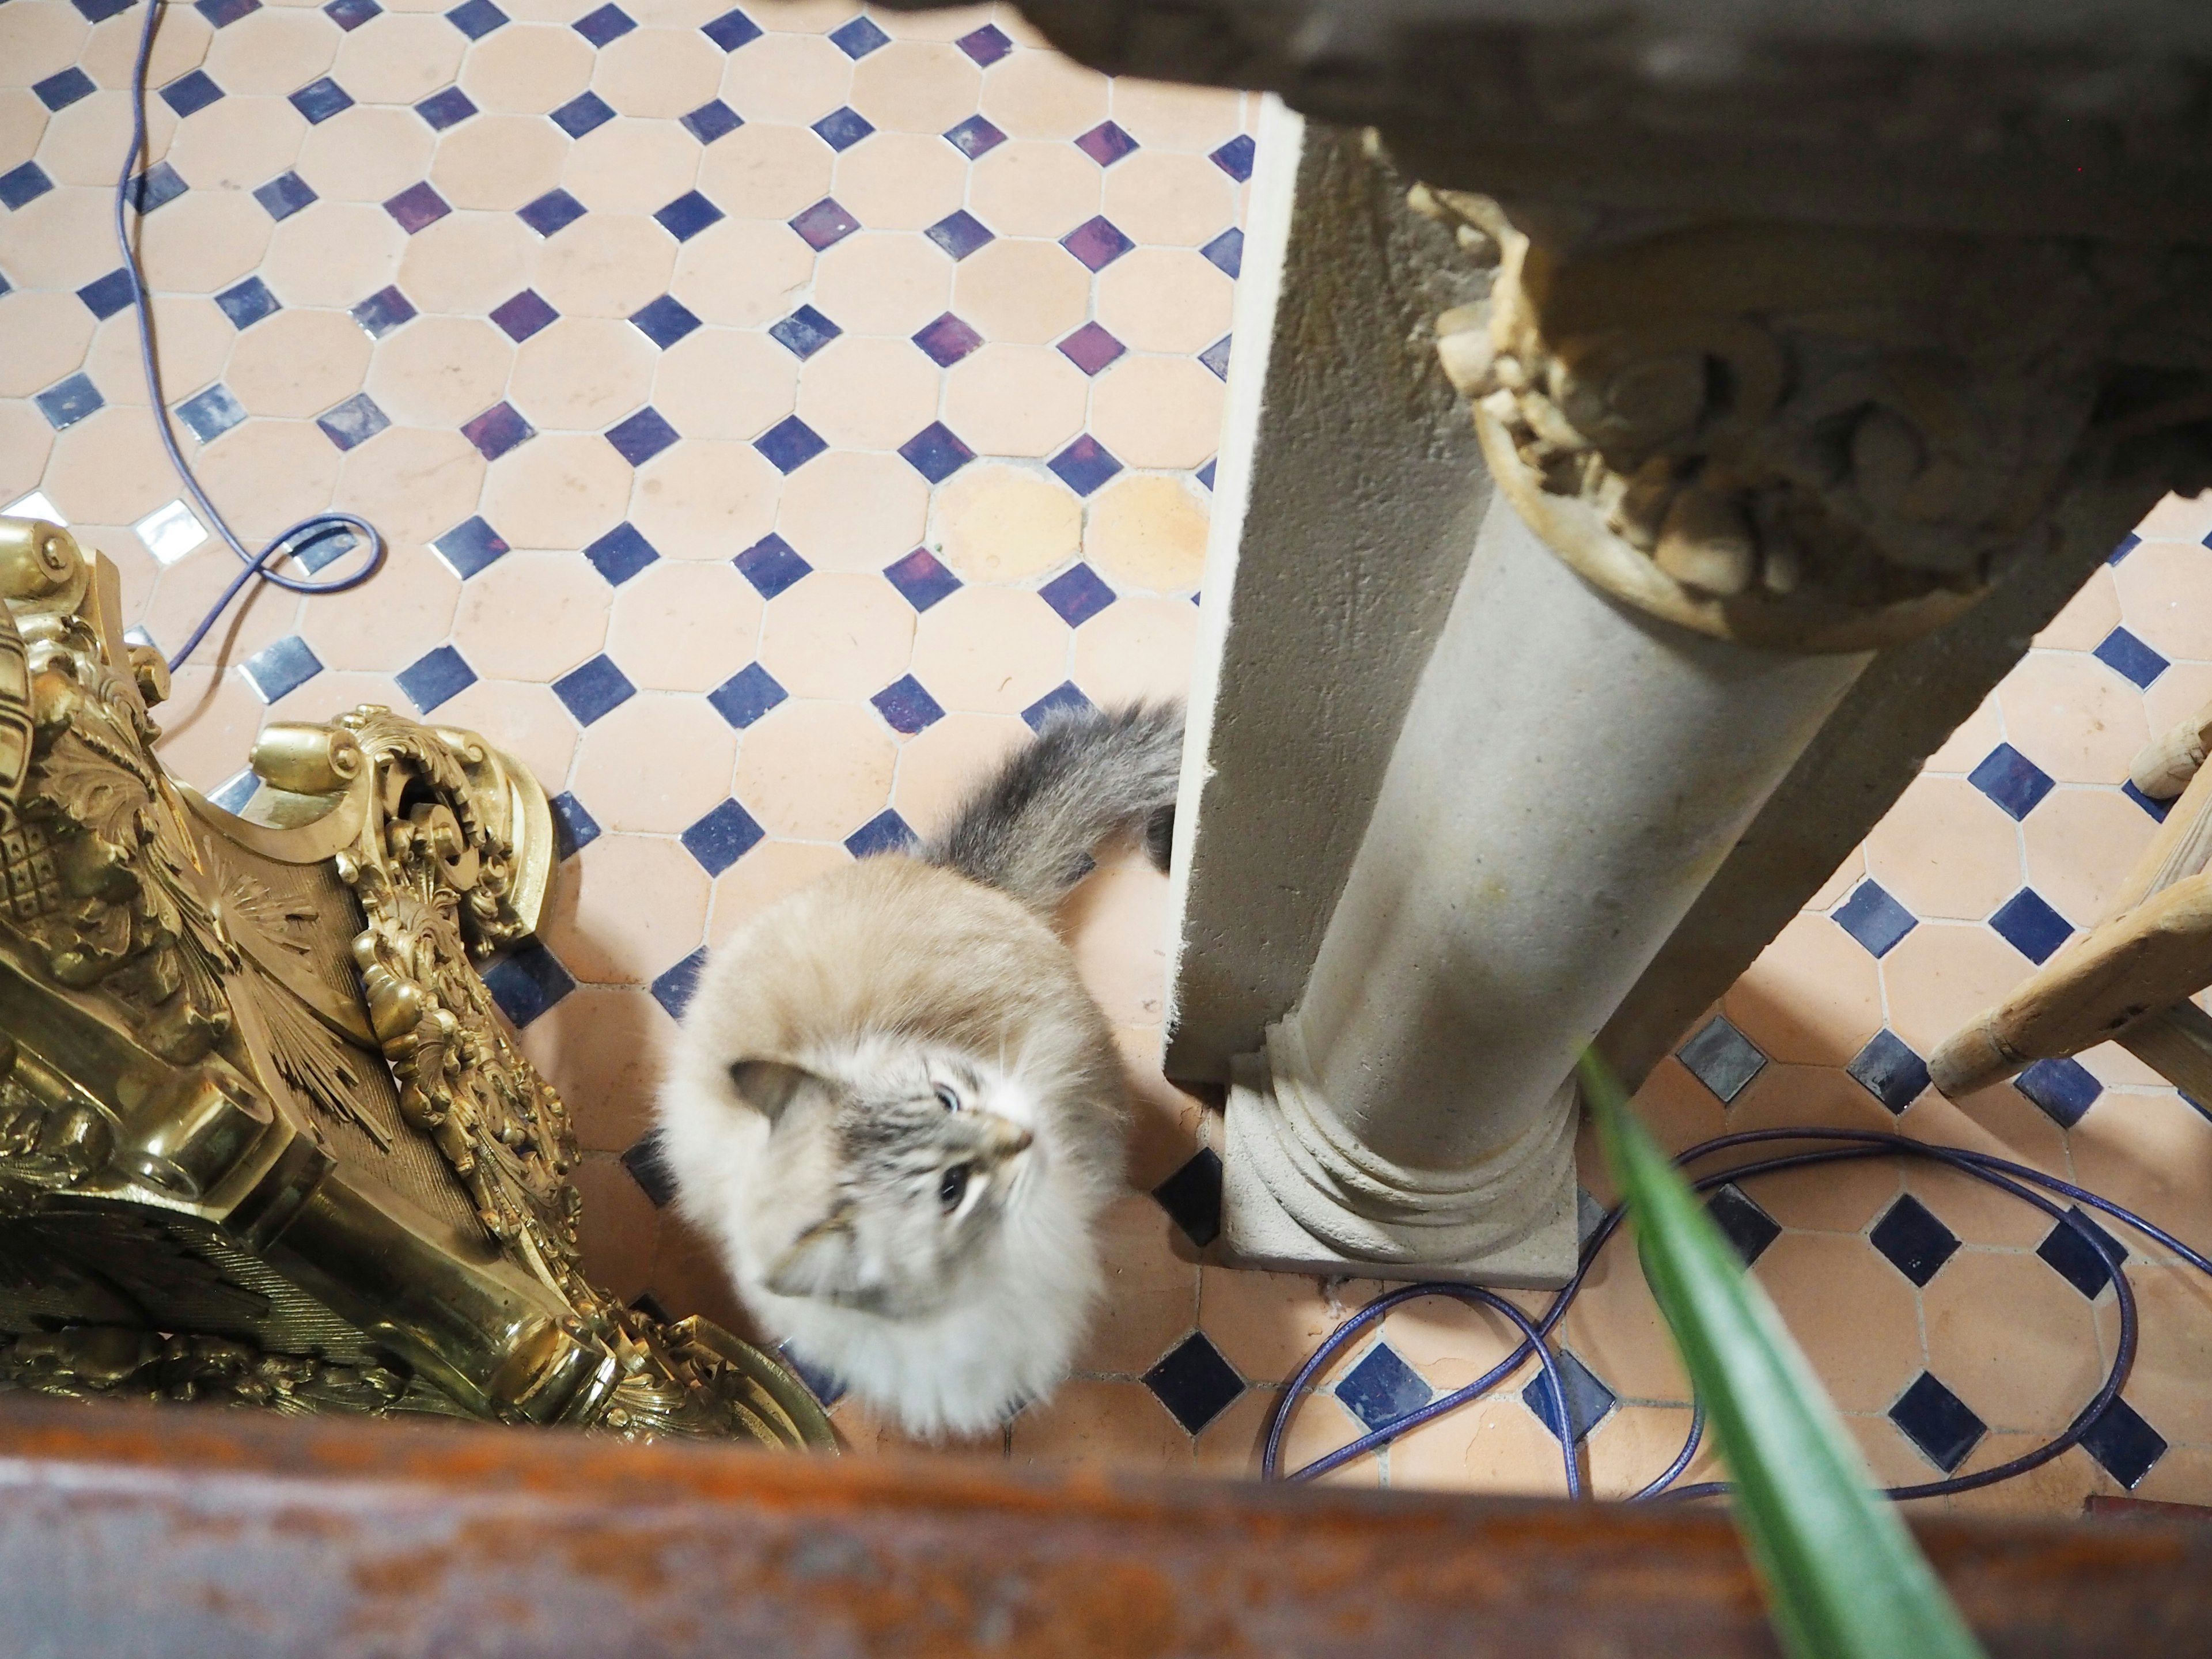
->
[943,342,1086,458]
[226,307,374,420]
[363,314,515,429]
[719,31,850,125]
[1091,354,1225,469]
[507,315,657,433]
[259,199,405,308]
[533,213,678,319]
[979,47,1106,141]
[795,334,943,451]
[452,548,612,680]
[1996,651,2149,786]
[810,230,955,339]
[931,460,1079,582]
[847,39,980,132]
[459,21,595,113]
[1094,245,1232,355]
[692,119,835,220]
[336,425,487,544]
[1071,596,1197,706]
[605,558,763,692]
[1082,471,1206,592]
[757,570,915,699]
[669,216,815,328]
[772,447,927,570]
[1103,150,1236,247]
[910,584,1067,715]
[951,237,1090,345]
[569,692,740,834]
[162,94,309,193]
[295,103,437,203]
[430,111,569,211]
[731,697,896,840]
[562,114,701,213]
[479,432,634,550]
[630,439,780,560]
[537,830,711,984]
[831,128,967,232]
[707,837,850,944]
[395,209,535,315]
[296,539,460,672]
[592,23,724,118]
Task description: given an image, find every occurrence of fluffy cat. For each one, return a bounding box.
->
[657,702,1184,1438]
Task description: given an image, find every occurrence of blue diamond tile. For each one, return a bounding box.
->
[1336,1342,1431,1433]
[35,373,103,431]
[845,808,915,859]
[777,1343,846,1410]
[198,0,260,25]
[445,0,506,37]
[649,952,709,1023]
[1198,228,1245,281]
[573,2,634,44]
[1021,681,1094,732]
[462,400,533,460]
[209,769,260,813]
[883,547,959,612]
[2081,1397,2167,1489]
[769,304,840,359]
[2123,779,2172,821]
[942,113,1005,158]
[813,105,873,151]
[606,406,679,465]
[1676,1013,1767,1104]
[76,267,137,320]
[489,287,556,341]
[1039,563,1115,627]
[789,197,858,251]
[73,0,134,18]
[2016,1055,2101,1128]
[707,661,787,728]
[1210,132,1256,180]
[756,415,827,474]
[911,311,982,367]
[1074,119,1138,167]
[395,643,477,713]
[1196,458,1216,491]
[432,515,509,578]
[415,85,477,130]
[34,67,97,112]
[316,391,389,450]
[1849,1028,1931,1113]
[2094,625,2168,689]
[290,525,361,575]
[924,208,994,260]
[1522,1348,1617,1446]
[870,675,944,735]
[552,654,637,725]
[241,634,324,703]
[289,74,354,123]
[1048,434,1122,497]
[214,274,279,328]
[1142,1332,1244,1434]
[128,161,185,214]
[253,169,317,221]
[956,22,1010,65]
[1062,215,1132,270]
[176,383,246,444]
[350,283,416,337]
[483,941,574,1028]
[1199,334,1232,380]
[161,70,225,118]
[2037,1205,2128,1298]
[1990,887,2072,964]
[828,13,887,56]
[681,98,741,142]
[654,189,724,241]
[683,799,763,876]
[1150,1147,1224,1248]
[550,90,615,138]
[518,187,586,237]
[898,421,972,484]
[583,521,659,585]
[700,6,760,50]
[2112,532,2142,565]
[1869,1194,1960,1286]
[1969,742,2055,820]
[734,533,810,600]
[1832,878,1916,958]
[621,1128,680,1204]
[1705,1181,1781,1265]
[384,179,450,232]
[0,162,55,212]
[629,293,701,349]
[549,790,600,859]
[1889,1372,1984,1474]
[326,0,380,28]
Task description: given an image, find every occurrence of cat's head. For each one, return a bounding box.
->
[729,1044,1037,1319]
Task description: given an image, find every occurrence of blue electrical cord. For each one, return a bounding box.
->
[115,0,385,674]
[1264,1127,2196,1501]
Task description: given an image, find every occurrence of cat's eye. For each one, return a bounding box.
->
[934,1083,960,1113]
[938,1164,969,1211]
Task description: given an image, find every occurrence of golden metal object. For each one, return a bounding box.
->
[0,516,831,1450]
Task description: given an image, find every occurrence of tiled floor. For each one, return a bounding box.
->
[6,0,2212,1519]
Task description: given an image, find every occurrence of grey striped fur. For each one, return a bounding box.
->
[921,700,1184,913]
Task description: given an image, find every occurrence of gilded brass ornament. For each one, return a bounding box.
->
[0,515,831,1451]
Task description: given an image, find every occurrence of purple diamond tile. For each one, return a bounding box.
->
[768,304,840,359]
[700,6,760,50]
[1210,132,1256,181]
[383,180,451,233]
[289,75,354,123]
[813,106,874,151]
[629,293,702,349]
[1196,457,1215,491]
[789,197,858,251]
[1058,321,1124,376]
[871,674,944,735]
[325,0,380,26]
[1199,226,1242,278]
[1199,333,1231,378]
[317,392,389,451]
[607,406,679,465]
[755,415,827,474]
[518,187,586,237]
[883,547,960,612]
[654,189,724,241]
[252,169,317,221]
[573,2,635,45]
[734,535,810,600]
[415,84,478,130]
[461,400,535,460]
[350,283,416,338]
[956,22,1010,65]
[1048,434,1122,496]
[828,13,887,56]
[899,421,973,484]
[912,312,982,367]
[682,99,741,142]
[924,209,993,260]
[1061,214,1133,271]
[1039,562,1115,627]
[1074,120,1138,166]
[75,0,135,18]
[942,113,1005,159]
[445,0,506,38]
[490,288,556,341]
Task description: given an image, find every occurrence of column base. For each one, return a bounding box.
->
[1217,1051,1581,1289]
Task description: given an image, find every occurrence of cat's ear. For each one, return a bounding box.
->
[763,1211,868,1301]
[728,1058,825,1123]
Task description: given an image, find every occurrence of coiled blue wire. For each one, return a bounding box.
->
[114,0,385,673]
[1263,1127,2195,1501]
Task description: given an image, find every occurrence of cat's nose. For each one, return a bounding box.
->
[983,1119,1033,1160]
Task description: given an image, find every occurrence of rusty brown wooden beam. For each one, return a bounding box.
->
[0,1393,2206,1657]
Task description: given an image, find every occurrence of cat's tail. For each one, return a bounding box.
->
[922,700,1185,912]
